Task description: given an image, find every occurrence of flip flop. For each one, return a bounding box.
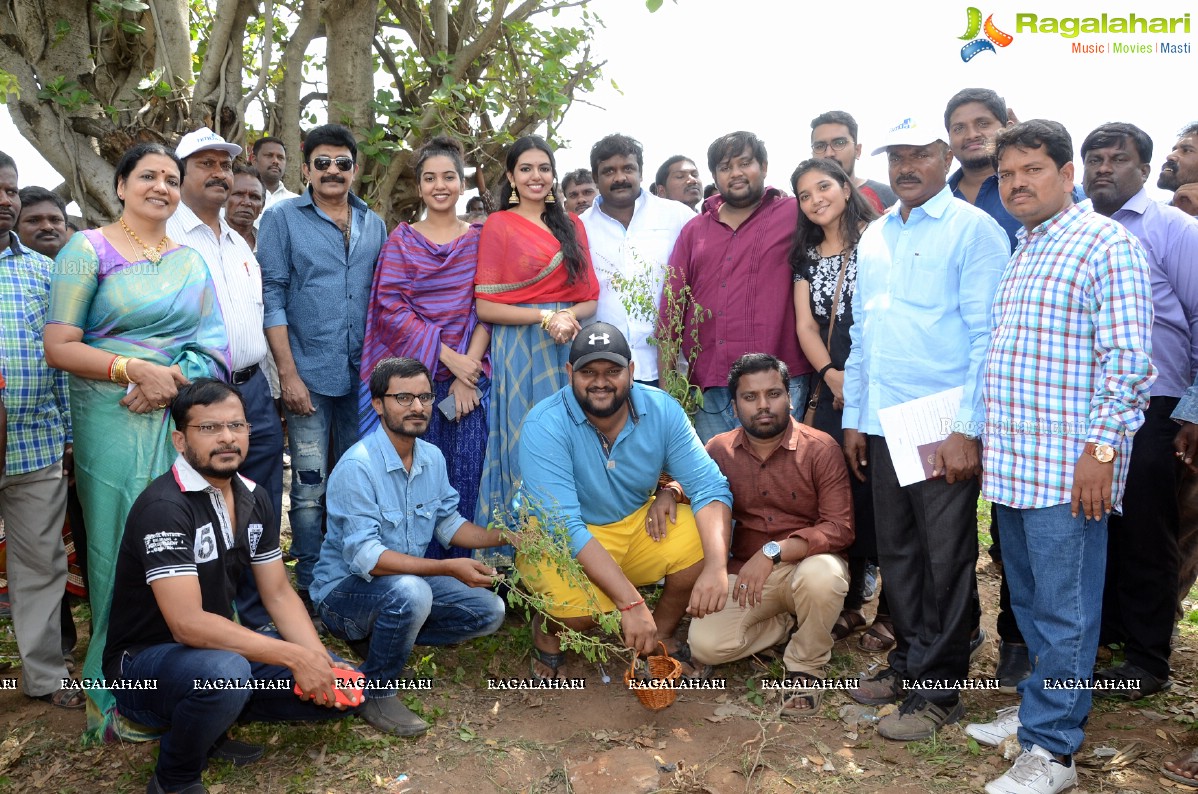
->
[34,687,86,709]
[832,609,867,641]
[666,641,712,680]
[530,646,566,681]
[859,617,896,653]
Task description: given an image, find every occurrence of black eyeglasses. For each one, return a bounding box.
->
[188,421,252,435]
[384,392,435,407]
[811,138,852,154]
[311,156,355,172]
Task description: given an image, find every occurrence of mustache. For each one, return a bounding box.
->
[895,175,921,184]
[213,446,242,456]
[205,178,230,190]
[321,175,346,184]
[1162,163,1178,172]
[610,181,633,191]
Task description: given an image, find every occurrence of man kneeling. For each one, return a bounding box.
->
[105,380,355,794]
[516,323,733,677]
[684,354,853,716]
[311,357,507,737]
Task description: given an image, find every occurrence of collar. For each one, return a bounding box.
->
[170,453,255,493]
[370,424,426,476]
[730,416,801,456]
[592,188,648,220]
[1113,187,1152,218]
[888,184,954,224]
[1018,200,1086,244]
[300,185,367,213]
[1,231,26,257]
[173,200,237,241]
[268,182,292,198]
[948,168,998,195]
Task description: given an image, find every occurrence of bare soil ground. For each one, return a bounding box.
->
[3,516,1198,793]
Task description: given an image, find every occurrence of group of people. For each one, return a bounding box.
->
[1,81,1197,794]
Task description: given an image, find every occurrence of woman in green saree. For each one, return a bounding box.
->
[44,143,230,741]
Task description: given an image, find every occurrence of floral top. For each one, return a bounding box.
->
[794,246,857,371]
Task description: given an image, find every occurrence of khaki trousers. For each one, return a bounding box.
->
[688,554,848,676]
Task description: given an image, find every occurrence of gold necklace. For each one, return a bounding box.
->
[119,217,168,264]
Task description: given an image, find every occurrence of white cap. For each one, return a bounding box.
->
[870,117,945,156]
[176,127,243,160]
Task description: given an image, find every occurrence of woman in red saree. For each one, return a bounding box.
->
[474,135,598,531]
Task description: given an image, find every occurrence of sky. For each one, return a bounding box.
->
[3,0,1195,207]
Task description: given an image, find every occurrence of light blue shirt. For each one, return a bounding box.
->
[258,187,386,397]
[310,425,466,605]
[843,186,1009,436]
[518,384,732,556]
[1175,378,1198,424]
[581,190,695,380]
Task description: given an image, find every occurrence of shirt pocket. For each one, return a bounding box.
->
[898,255,949,310]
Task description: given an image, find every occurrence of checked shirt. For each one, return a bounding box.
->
[981,202,1155,511]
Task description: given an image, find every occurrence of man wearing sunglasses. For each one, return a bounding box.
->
[311,357,509,736]
[259,124,387,615]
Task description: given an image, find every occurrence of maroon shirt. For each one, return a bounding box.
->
[663,188,811,388]
[704,418,853,575]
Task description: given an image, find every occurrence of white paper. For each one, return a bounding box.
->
[876,387,964,487]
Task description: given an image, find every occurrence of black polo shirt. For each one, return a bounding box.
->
[103,455,279,680]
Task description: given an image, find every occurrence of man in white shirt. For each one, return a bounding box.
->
[168,127,286,627]
[580,134,695,387]
[251,136,299,211]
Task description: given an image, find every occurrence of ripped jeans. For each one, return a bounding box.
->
[286,390,362,592]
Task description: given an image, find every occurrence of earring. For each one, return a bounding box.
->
[508,190,520,206]
[544,185,557,205]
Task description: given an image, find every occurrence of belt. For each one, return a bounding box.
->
[231,363,260,385]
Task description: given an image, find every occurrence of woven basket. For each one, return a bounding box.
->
[624,642,683,712]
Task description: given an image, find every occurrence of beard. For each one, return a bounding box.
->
[740,410,789,440]
[383,410,429,438]
[574,382,631,419]
[183,444,243,479]
[721,181,765,209]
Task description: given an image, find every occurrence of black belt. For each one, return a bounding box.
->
[231,363,260,385]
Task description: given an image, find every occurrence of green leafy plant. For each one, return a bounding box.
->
[486,497,628,667]
[608,260,711,420]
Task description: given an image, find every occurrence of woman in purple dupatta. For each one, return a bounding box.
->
[359,137,489,559]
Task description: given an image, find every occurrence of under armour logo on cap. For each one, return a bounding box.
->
[569,321,631,369]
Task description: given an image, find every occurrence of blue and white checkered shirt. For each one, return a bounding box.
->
[981,203,1155,511]
[0,233,71,474]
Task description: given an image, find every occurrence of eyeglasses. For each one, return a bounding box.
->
[811,138,853,154]
[188,421,252,435]
[384,392,435,407]
[193,158,234,172]
[311,156,355,172]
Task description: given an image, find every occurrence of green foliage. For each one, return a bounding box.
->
[0,69,20,100]
[94,0,148,34]
[488,497,628,666]
[36,76,92,111]
[608,260,711,419]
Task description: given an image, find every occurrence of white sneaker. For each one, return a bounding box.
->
[985,745,1077,794]
[966,705,1022,746]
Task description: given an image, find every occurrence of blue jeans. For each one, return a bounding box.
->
[997,503,1107,756]
[286,390,361,590]
[318,574,505,699]
[112,631,352,789]
[693,378,810,444]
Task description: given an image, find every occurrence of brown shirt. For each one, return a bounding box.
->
[704,418,854,574]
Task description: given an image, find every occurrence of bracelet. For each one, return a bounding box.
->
[110,355,133,386]
[618,597,645,613]
[658,483,684,503]
[540,309,554,331]
[107,355,120,382]
[817,363,835,380]
[559,307,576,321]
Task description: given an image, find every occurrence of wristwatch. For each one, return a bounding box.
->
[1084,442,1116,464]
[762,541,782,564]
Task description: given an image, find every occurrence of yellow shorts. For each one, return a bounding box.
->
[515,499,706,618]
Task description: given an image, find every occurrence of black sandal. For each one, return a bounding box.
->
[1093,661,1171,700]
[34,687,86,709]
[530,646,566,680]
[665,641,712,680]
[832,609,867,641]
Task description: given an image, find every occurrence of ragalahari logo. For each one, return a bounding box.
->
[959,7,1014,61]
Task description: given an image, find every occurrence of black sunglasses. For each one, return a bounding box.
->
[311,156,355,172]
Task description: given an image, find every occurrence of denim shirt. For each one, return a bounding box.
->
[310,425,466,605]
[258,188,386,397]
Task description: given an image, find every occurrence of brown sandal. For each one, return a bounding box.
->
[34,687,86,709]
[831,609,867,641]
[859,616,896,653]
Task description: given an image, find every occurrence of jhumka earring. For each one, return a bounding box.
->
[508,190,520,206]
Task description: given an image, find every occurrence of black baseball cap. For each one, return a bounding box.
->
[569,322,632,369]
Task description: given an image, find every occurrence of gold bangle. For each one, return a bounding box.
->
[540,309,553,331]
[110,356,128,385]
[561,307,576,321]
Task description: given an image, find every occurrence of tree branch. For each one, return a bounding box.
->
[243,0,275,106]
